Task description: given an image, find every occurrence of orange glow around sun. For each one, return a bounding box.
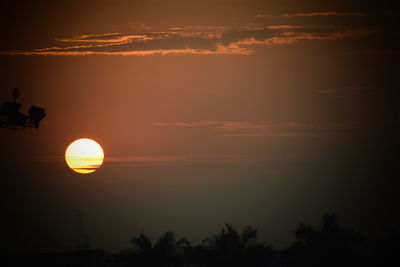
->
[65,138,104,174]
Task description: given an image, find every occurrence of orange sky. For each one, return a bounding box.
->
[0,0,399,252]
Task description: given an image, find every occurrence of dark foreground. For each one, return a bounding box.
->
[2,214,399,267]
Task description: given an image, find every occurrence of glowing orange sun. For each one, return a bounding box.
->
[65,138,104,174]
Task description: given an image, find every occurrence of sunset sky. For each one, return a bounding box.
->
[1,0,399,252]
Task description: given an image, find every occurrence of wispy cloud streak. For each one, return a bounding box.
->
[2,47,252,56]
[155,121,359,137]
[105,153,308,165]
[316,86,370,98]
[40,153,310,166]
[1,18,374,56]
[256,11,366,18]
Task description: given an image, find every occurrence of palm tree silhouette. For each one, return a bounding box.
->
[131,231,180,266]
[287,213,363,267]
[210,224,271,266]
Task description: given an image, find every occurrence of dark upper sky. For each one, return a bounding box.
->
[0,0,399,252]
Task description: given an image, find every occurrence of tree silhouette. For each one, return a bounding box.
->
[208,224,271,266]
[131,231,181,267]
[131,233,153,258]
[287,213,363,267]
[153,231,177,262]
[368,229,400,266]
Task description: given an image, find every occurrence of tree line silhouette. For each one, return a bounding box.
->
[127,224,272,267]
[2,213,399,266]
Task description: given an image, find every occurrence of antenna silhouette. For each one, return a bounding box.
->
[75,211,84,250]
[12,88,19,102]
[1,88,46,134]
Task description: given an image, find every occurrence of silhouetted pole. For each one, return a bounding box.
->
[84,233,91,250]
[12,88,19,102]
[76,211,84,250]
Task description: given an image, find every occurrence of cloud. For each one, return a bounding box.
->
[316,86,370,98]
[0,21,375,56]
[349,49,400,55]
[266,25,301,30]
[40,152,310,167]
[105,153,308,165]
[256,11,366,18]
[155,121,359,137]
[107,155,186,163]
[223,27,374,48]
[57,33,155,43]
[2,47,252,56]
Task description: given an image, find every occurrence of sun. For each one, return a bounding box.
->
[65,138,104,174]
